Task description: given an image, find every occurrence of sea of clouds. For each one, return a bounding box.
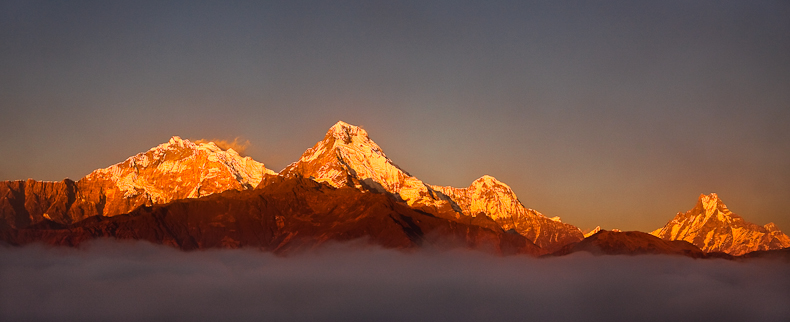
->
[1,239,788,321]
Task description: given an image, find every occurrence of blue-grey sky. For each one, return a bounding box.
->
[2,0,789,232]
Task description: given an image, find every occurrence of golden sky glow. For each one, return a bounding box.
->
[1,1,789,232]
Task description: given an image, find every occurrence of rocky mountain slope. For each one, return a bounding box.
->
[0,179,82,229]
[651,193,790,256]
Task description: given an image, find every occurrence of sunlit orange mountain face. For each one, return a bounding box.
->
[1,121,788,258]
[651,193,790,256]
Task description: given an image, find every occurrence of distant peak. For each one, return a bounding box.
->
[327,121,368,142]
[471,175,511,189]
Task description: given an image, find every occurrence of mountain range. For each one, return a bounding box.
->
[2,121,788,258]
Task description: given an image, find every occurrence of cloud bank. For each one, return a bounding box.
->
[1,240,788,321]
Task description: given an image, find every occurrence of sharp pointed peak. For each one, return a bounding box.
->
[325,121,371,144]
[699,192,719,200]
[329,120,365,133]
[697,192,725,209]
[331,120,355,128]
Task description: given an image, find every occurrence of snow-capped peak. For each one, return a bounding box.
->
[699,193,722,210]
[472,175,508,188]
[295,121,387,165]
[440,175,525,221]
[652,193,790,255]
[695,192,735,223]
[467,176,522,201]
[282,121,442,208]
[80,136,275,216]
[432,175,584,250]
[327,121,369,142]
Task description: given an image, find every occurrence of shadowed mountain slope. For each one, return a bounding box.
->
[549,230,720,258]
[1,177,543,256]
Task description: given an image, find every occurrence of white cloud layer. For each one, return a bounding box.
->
[1,239,789,321]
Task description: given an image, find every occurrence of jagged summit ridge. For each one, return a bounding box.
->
[74,136,277,221]
[85,136,275,205]
[651,193,790,255]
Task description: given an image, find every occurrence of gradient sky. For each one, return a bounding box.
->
[2,1,789,232]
